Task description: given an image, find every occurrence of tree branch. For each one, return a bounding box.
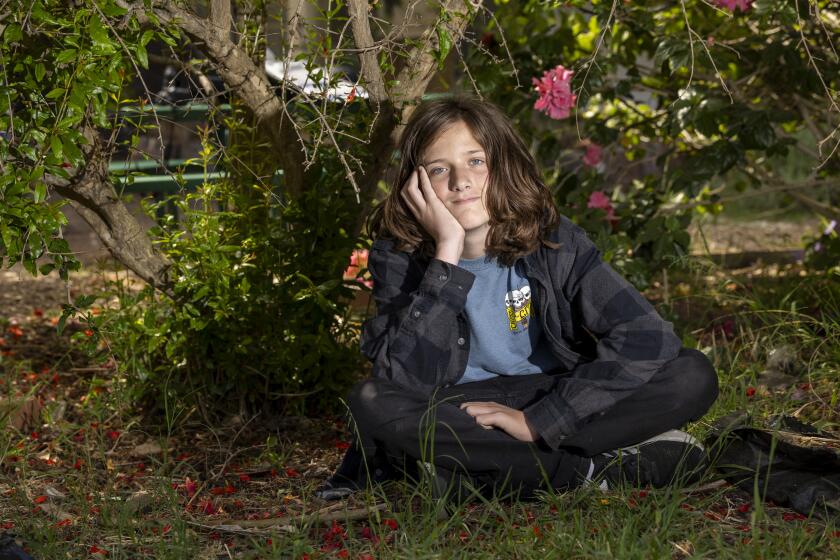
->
[45,127,174,297]
[392,0,479,109]
[347,0,388,104]
[144,0,307,198]
[210,0,232,37]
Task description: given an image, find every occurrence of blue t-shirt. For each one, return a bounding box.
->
[456,255,564,384]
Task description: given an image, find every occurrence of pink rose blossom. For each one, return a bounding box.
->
[587,191,618,223]
[713,0,753,12]
[582,143,603,167]
[532,65,576,120]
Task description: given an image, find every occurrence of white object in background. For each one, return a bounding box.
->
[264,47,367,103]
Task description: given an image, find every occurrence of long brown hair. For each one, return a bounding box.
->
[369,97,559,266]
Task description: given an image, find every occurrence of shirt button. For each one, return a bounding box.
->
[439,274,448,281]
[457,337,465,346]
[413,310,421,318]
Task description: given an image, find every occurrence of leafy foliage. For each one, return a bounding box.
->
[469,0,839,286]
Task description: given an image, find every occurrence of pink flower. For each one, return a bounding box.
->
[582,143,603,167]
[587,190,617,220]
[344,249,369,281]
[532,65,576,120]
[713,0,753,12]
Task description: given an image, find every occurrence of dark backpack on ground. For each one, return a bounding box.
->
[0,534,35,560]
[708,414,840,519]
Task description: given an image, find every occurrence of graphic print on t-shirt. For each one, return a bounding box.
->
[504,285,532,332]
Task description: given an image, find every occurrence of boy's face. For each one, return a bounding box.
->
[421,120,491,236]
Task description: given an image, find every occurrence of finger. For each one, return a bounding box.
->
[417,166,439,203]
[460,403,501,416]
[402,170,426,211]
[475,412,505,430]
[460,401,501,409]
[401,187,419,216]
[400,171,423,216]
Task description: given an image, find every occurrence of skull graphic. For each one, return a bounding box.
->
[505,286,531,310]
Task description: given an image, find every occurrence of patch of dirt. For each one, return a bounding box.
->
[688,217,819,254]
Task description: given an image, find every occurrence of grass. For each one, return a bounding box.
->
[1,259,839,559]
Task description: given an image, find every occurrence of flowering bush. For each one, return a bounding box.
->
[467,0,838,287]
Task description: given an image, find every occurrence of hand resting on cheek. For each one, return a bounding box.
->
[400,166,465,264]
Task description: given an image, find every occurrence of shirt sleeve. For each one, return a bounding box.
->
[359,239,475,392]
[523,225,683,450]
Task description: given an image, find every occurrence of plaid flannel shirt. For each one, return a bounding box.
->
[359,216,682,450]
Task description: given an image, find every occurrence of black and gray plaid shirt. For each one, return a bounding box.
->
[359,216,682,450]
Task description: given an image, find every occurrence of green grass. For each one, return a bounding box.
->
[1,262,838,559]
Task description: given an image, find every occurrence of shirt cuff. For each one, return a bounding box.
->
[418,258,475,310]
[523,393,578,450]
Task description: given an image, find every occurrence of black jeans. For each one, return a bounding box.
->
[347,348,718,493]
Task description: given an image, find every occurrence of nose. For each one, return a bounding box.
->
[449,166,471,192]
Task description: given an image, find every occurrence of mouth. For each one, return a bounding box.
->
[452,196,480,205]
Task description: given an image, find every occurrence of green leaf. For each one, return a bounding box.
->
[34,63,45,82]
[140,30,154,47]
[55,49,77,64]
[135,44,148,69]
[50,135,63,159]
[654,38,689,75]
[74,294,96,308]
[88,15,110,47]
[436,26,452,70]
[3,23,22,44]
[33,182,46,203]
[62,138,82,164]
[48,238,70,254]
[57,305,74,334]
[22,256,36,275]
[45,88,65,99]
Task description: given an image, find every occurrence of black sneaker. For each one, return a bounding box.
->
[315,444,395,501]
[416,461,480,509]
[416,461,532,505]
[597,429,708,489]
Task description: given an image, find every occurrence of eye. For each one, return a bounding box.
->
[468,158,485,167]
[429,167,447,176]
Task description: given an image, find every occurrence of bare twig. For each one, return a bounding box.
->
[201,502,389,530]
